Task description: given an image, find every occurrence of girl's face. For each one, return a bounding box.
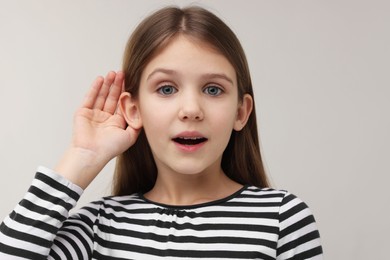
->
[133,35,251,177]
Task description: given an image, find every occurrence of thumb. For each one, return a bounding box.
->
[125,125,141,147]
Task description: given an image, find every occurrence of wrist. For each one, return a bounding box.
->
[54,147,108,189]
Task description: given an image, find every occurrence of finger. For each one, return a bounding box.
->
[82,76,104,109]
[125,125,141,146]
[121,75,125,92]
[103,71,124,114]
[93,71,116,110]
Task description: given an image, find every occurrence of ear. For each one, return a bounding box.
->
[233,94,253,131]
[119,92,142,130]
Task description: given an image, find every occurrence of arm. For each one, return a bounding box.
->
[276,193,324,260]
[0,71,139,259]
[55,71,139,189]
[0,167,84,259]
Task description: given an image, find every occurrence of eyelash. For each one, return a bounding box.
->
[157,84,177,95]
[156,84,224,96]
[203,85,223,96]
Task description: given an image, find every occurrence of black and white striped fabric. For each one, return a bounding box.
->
[0,167,323,259]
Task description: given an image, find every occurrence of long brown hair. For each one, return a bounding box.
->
[113,6,270,196]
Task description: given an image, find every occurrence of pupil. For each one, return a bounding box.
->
[208,87,217,95]
[163,86,173,94]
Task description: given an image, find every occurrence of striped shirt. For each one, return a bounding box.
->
[0,167,323,259]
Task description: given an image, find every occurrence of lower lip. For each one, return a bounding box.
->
[173,141,207,152]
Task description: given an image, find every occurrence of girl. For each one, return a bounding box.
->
[0,6,323,259]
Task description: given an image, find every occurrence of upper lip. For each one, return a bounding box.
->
[172,131,207,140]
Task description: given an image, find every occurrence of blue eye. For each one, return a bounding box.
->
[158,85,177,95]
[204,85,222,96]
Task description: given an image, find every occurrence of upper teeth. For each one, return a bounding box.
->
[180,137,202,140]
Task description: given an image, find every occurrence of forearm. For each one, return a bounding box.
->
[0,167,83,259]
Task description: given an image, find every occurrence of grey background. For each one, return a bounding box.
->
[1,0,389,259]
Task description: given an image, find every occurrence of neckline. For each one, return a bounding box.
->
[138,185,248,210]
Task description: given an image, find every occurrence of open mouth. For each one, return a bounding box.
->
[172,137,208,145]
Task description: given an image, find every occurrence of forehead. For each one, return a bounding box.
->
[141,35,237,83]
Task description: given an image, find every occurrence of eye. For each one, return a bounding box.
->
[157,85,177,96]
[203,85,223,96]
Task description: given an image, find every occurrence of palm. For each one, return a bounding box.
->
[71,71,139,162]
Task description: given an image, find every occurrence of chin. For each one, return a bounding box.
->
[173,168,207,176]
[170,163,217,177]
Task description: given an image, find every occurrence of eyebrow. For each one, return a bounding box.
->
[147,68,176,81]
[146,68,234,85]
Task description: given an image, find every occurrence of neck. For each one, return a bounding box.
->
[144,167,242,206]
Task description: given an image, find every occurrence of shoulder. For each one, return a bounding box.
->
[244,187,324,258]
[242,185,289,198]
[241,186,319,232]
[242,186,311,210]
[70,193,147,224]
[243,186,323,257]
[79,193,148,213]
[241,185,294,207]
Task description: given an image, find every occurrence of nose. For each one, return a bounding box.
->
[178,93,204,121]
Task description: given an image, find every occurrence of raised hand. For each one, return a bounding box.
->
[55,71,140,189]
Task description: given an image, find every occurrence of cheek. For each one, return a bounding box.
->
[208,108,238,143]
[138,101,175,145]
[210,102,238,125]
[140,100,173,122]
